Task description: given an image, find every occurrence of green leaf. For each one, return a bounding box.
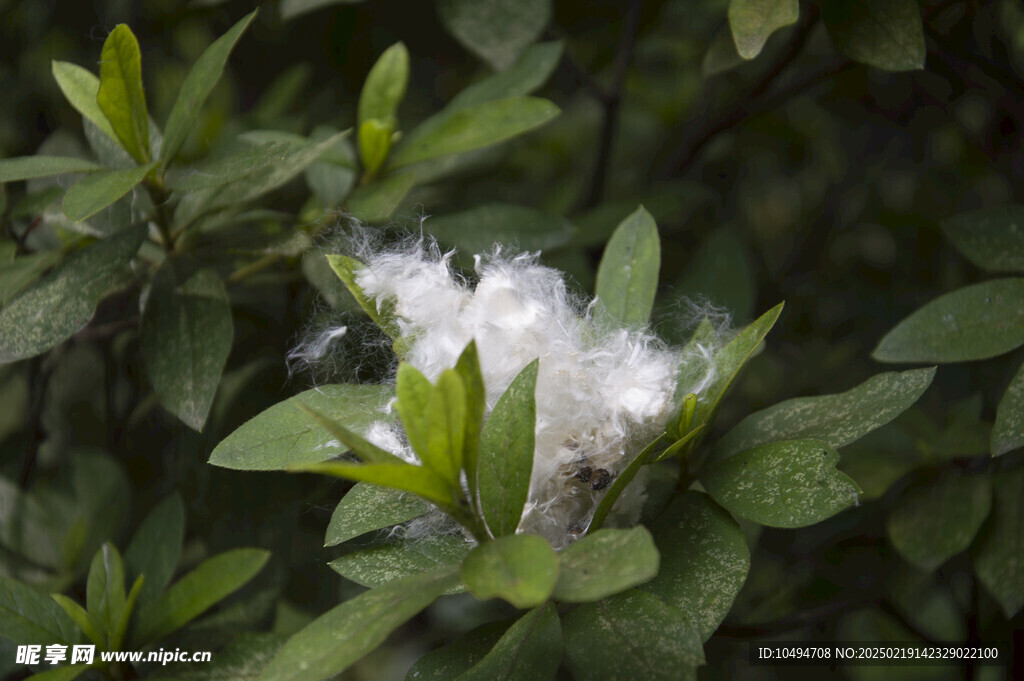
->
[0,225,146,363]
[110,575,143,650]
[140,265,233,431]
[888,469,991,572]
[0,576,80,645]
[25,667,87,681]
[553,528,659,603]
[50,594,104,647]
[0,250,62,306]
[425,203,574,256]
[97,25,151,163]
[973,466,1024,618]
[437,0,551,71]
[728,0,799,59]
[208,383,393,470]
[86,543,126,642]
[994,359,1024,456]
[454,603,562,681]
[639,492,748,641]
[259,569,457,681]
[716,367,936,457]
[461,534,558,608]
[346,170,417,222]
[449,41,563,111]
[0,156,103,183]
[455,341,485,514]
[280,0,366,21]
[325,483,430,546]
[821,0,926,71]
[328,535,470,591]
[672,228,756,323]
[51,61,118,144]
[427,370,468,483]
[942,205,1024,273]
[395,363,434,457]
[358,119,393,176]
[562,589,703,681]
[478,360,538,537]
[595,206,660,326]
[124,493,185,607]
[358,42,409,129]
[404,620,509,680]
[390,97,559,168]
[325,254,405,350]
[61,162,156,222]
[304,126,357,207]
[166,142,289,192]
[161,10,258,164]
[294,460,457,510]
[701,439,861,528]
[134,548,269,646]
[873,279,1024,362]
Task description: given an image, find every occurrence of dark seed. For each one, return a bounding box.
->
[591,468,612,491]
[575,466,593,483]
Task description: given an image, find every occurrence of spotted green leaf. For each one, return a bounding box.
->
[97,25,151,163]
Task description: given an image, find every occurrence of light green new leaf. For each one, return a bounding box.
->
[728,0,799,59]
[50,595,103,647]
[140,265,233,431]
[553,527,660,603]
[358,119,393,176]
[133,548,269,646]
[425,370,468,483]
[454,603,562,681]
[110,575,143,651]
[640,492,749,641]
[346,170,417,222]
[208,383,393,470]
[280,0,366,21]
[448,41,563,112]
[821,0,925,71]
[942,205,1024,273]
[51,61,118,143]
[358,42,409,129]
[562,589,704,681]
[994,360,1024,456]
[259,569,457,681]
[97,25,151,163]
[425,203,574,255]
[0,576,81,645]
[329,535,470,591]
[390,97,559,168]
[396,363,434,460]
[325,255,405,351]
[461,534,558,609]
[62,162,156,222]
[701,439,861,528]
[124,493,185,607]
[294,461,456,510]
[478,360,538,537]
[888,469,991,572]
[326,483,429,546]
[0,225,146,363]
[873,279,1024,362]
[595,206,660,326]
[716,367,936,457]
[438,0,551,71]
[973,467,1024,618]
[86,543,126,641]
[161,10,257,164]
[455,341,486,513]
[0,156,103,183]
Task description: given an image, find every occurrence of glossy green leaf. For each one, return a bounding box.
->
[639,493,748,641]
[259,569,457,681]
[0,156,103,183]
[942,205,1024,273]
[438,0,551,71]
[62,162,156,222]
[553,528,659,603]
[124,493,185,607]
[429,370,468,483]
[595,206,660,326]
[167,142,289,191]
[888,469,991,571]
[395,363,434,458]
[134,548,269,645]
[97,25,151,163]
[141,265,233,431]
[728,0,799,59]
[717,367,935,457]
[449,41,563,111]
[358,119,393,176]
[161,10,257,164]
[329,535,470,590]
[0,576,80,645]
[358,42,409,129]
[50,595,103,647]
[562,589,703,681]
[86,543,126,641]
[294,400,405,467]
[208,383,393,470]
[478,360,538,536]
[346,170,417,222]
[701,439,861,528]
[461,534,558,608]
[280,0,366,21]
[973,466,1024,618]
[0,225,146,363]
[454,603,562,681]
[454,341,485,514]
[822,0,925,71]
[425,204,574,255]
[294,460,457,510]
[993,359,1024,456]
[673,228,755,323]
[390,97,559,168]
[326,483,430,546]
[51,61,118,143]
[873,279,1024,362]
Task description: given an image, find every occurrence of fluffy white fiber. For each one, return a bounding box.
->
[317,234,722,547]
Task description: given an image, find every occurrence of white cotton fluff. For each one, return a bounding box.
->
[344,240,717,548]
